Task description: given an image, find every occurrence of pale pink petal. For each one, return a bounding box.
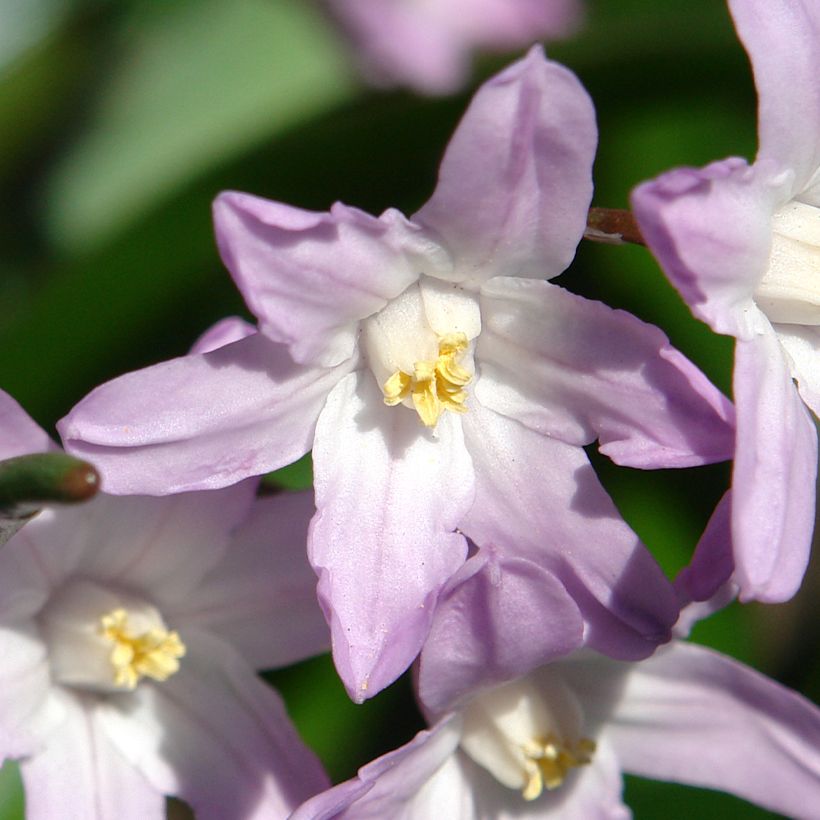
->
[214,193,439,367]
[414,46,595,285]
[171,491,329,670]
[732,332,817,602]
[97,631,329,820]
[310,371,473,702]
[477,277,734,467]
[418,548,584,715]
[631,157,785,338]
[21,694,163,820]
[0,390,54,459]
[775,323,820,416]
[0,624,55,757]
[291,716,468,820]
[189,316,256,354]
[600,641,820,819]
[59,333,352,494]
[462,401,679,660]
[674,491,735,605]
[66,481,257,604]
[729,0,820,195]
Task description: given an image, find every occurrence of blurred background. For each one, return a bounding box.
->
[0,0,817,816]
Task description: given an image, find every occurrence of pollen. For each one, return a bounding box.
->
[521,734,596,800]
[100,608,186,690]
[382,333,472,427]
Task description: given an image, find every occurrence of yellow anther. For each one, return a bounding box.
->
[521,734,596,800]
[382,333,472,427]
[100,608,186,690]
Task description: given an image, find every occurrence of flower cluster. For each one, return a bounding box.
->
[1,0,819,817]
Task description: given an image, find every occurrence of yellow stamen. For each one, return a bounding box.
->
[100,608,186,690]
[521,734,596,800]
[382,333,472,427]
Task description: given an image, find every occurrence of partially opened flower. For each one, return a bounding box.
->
[0,401,330,818]
[292,556,820,819]
[320,0,583,93]
[60,47,734,701]
[631,0,820,603]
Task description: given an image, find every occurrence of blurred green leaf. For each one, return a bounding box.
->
[44,0,357,251]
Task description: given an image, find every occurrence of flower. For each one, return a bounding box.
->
[291,555,820,819]
[60,47,734,701]
[319,0,584,94]
[631,0,820,603]
[0,393,330,819]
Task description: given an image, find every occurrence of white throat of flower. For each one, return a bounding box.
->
[755,200,820,325]
[363,278,480,428]
[459,674,595,801]
[38,579,185,694]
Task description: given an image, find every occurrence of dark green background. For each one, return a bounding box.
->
[0,1,817,817]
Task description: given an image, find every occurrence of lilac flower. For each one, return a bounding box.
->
[0,401,330,818]
[292,555,820,819]
[320,0,583,94]
[631,0,820,603]
[60,48,734,701]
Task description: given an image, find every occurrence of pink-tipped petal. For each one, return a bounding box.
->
[418,548,584,715]
[731,332,817,602]
[729,0,820,195]
[414,46,595,285]
[600,641,820,819]
[214,193,438,367]
[0,390,54,459]
[477,277,735,467]
[59,333,351,494]
[291,716,466,820]
[310,371,473,702]
[631,157,785,338]
[462,401,679,660]
[189,316,257,354]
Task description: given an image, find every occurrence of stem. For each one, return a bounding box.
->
[584,208,645,246]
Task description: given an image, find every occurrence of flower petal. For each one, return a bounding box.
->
[59,333,351,494]
[728,0,820,196]
[731,332,817,602]
[65,482,257,604]
[97,630,329,820]
[0,624,56,757]
[310,371,473,702]
[0,390,54,459]
[189,316,257,354]
[775,323,820,416]
[599,641,820,819]
[631,157,785,338]
[20,694,163,820]
[170,491,330,670]
[291,715,468,820]
[674,490,735,605]
[462,401,679,660]
[418,548,584,715]
[477,277,735,467]
[414,46,595,285]
[214,193,441,367]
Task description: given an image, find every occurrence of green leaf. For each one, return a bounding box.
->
[44,0,357,251]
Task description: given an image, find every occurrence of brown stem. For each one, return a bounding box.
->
[584,207,645,246]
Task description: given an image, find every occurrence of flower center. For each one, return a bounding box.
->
[755,200,820,325]
[100,607,185,690]
[459,674,595,801]
[38,579,186,694]
[382,332,472,427]
[520,734,596,799]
